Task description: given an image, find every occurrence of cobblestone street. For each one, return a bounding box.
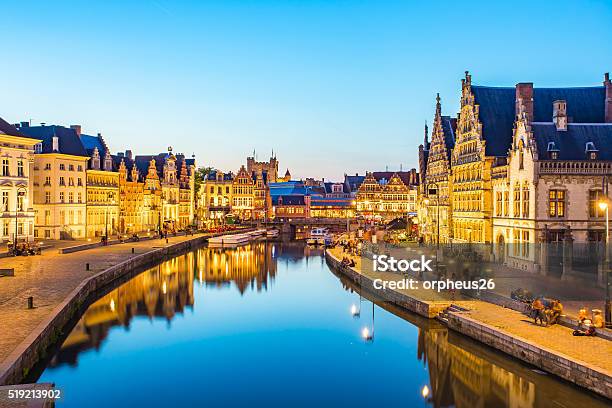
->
[0,234,204,366]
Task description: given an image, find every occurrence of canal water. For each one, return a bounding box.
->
[37,241,608,407]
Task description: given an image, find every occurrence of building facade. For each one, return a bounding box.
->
[0,119,40,244]
[19,124,89,240]
[491,74,612,271]
[79,130,120,238]
[356,170,419,221]
[422,94,456,244]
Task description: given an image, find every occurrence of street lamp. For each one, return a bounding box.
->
[105,192,115,240]
[13,187,27,254]
[425,182,440,249]
[598,200,611,328]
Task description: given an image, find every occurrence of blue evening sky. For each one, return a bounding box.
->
[3,0,612,179]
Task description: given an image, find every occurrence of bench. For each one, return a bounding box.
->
[0,268,15,277]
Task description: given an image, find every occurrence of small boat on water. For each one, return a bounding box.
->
[266,229,279,238]
[208,229,266,248]
[307,227,333,246]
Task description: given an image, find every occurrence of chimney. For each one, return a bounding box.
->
[553,100,568,131]
[70,125,81,136]
[515,83,534,122]
[605,72,612,123]
[20,121,29,128]
[125,150,133,160]
[52,136,59,152]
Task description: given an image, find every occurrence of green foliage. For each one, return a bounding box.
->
[194,166,215,197]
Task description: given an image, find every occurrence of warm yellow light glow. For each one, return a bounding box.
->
[423,199,430,205]
[361,327,371,339]
[599,201,608,211]
[162,281,167,294]
[421,385,430,399]
[109,299,115,312]
[350,304,358,316]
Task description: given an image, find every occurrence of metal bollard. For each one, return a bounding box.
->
[131,247,135,254]
[27,296,34,309]
[86,263,90,271]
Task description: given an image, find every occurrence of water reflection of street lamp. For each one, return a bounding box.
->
[361,301,375,342]
[598,200,611,327]
[421,385,430,400]
[351,294,363,318]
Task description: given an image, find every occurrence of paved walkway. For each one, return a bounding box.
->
[0,233,206,366]
[327,247,612,374]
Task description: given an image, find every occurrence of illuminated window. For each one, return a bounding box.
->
[549,190,565,217]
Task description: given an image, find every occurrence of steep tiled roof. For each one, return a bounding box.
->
[533,87,605,123]
[441,116,456,154]
[18,125,88,156]
[273,195,305,206]
[471,86,516,157]
[532,123,612,160]
[344,175,365,192]
[470,84,608,158]
[0,117,32,138]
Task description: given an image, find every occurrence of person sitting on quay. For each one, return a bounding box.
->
[550,299,564,325]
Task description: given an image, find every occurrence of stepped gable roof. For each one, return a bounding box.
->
[18,125,87,156]
[532,123,612,161]
[533,87,605,124]
[371,171,415,187]
[470,86,517,157]
[0,117,32,138]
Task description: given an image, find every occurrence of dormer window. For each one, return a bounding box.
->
[585,142,598,160]
[547,142,559,160]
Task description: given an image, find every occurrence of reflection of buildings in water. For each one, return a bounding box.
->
[197,242,277,293]
[50,252,196,368]
[419,328,535,408]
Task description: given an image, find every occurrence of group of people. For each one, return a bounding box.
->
[9,242,41,256]
[530,297,564,326]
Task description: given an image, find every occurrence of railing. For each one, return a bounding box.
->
[539,160,612,175]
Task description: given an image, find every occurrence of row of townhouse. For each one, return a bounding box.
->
[418,71,612,268]
[0,119,195,243]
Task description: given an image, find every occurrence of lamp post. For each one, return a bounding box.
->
[598,200,611,328]
[13,187,27,254]
[105,193,115,240]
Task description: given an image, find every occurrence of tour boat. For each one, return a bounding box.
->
[208,229,266,248]
[307,228,332,246]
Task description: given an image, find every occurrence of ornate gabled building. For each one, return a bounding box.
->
[491,73,612,271]
[0,119,40,244]
[79,129,120,238]
[450,71,512,244]
[232,165,255,220]
[114,151,144,234]
[422,94,456,244]
[356,170,419,221]
[135,149,195,231]
[200,170,234,224]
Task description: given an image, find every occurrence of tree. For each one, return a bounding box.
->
[194,166,215,197]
